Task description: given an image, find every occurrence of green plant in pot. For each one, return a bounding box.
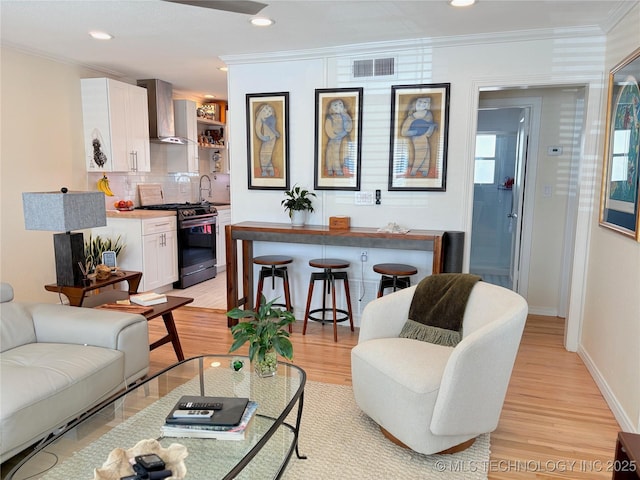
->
[227,295,296,377]
[84,234,125,274]
[281,185,316,226]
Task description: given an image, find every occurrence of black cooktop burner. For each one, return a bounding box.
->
[138,202,217,218]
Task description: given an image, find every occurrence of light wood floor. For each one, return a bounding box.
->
[146,308,621,480]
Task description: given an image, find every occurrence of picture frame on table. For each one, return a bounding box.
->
[599,47,640,240]
[314,87,363,191]
[388,83,450,191]
[246,92,290,190]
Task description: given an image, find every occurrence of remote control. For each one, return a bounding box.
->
[178,401,223,410]
[172,409,214,418]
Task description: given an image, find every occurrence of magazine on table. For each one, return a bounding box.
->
[161,401,258,440]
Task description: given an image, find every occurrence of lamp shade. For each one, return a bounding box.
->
[22,190,107,232]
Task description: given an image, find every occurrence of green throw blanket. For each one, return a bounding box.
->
[399,273,481,347]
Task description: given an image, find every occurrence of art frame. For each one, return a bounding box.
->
[314,87,363,191]
[246,92,290,190]
[388,83,450,191]
[599,47,640,240]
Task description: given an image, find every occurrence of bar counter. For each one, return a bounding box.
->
[224,221,464,326]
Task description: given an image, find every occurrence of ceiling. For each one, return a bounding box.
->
[1,0,636,102]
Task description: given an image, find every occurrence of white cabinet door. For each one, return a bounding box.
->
[216,209,231,271]
[81,78,150,172]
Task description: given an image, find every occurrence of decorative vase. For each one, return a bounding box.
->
[290,210,306,227]
[254,350,277,377]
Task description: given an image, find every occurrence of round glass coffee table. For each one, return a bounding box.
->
[7,355,306,480]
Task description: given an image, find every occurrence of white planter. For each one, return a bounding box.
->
[290,210,306,227]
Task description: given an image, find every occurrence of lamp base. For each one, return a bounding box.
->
[54,232,86,286]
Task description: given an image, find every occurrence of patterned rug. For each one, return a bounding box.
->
[29,379,489,480]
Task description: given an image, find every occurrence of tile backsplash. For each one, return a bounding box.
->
[88,146,230,208]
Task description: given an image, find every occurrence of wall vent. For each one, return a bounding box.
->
[352,57,395,78]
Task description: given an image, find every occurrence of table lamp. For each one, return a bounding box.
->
[22,188,107,286]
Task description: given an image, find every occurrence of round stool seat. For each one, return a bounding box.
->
[373,263,418,276]
[309,258,350,269]
[253,255,293,266]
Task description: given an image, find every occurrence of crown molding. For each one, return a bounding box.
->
[221,26,605,65]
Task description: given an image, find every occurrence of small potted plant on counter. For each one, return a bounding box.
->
[227,295,296,377]
[281,185,316,226]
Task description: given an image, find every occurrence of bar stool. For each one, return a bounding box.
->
[373,263,418,297]
[254,255,293,332]
[303,258,354,342]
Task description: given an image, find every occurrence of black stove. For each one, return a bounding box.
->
[137,202,218,289]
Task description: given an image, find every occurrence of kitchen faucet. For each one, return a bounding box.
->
[199,174,212,202]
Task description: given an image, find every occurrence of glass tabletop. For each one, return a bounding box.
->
[7,355,306,480]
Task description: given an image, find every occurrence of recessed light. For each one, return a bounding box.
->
[204,94,216,99]
[449,0,476,6]
[218,66,228,72]
[250,17,274,27]
[89,31,113,40]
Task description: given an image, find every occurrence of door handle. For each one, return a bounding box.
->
[507,213,518,219]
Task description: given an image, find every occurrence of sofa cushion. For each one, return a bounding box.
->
[0,302,37,353]
[0,342,125,458]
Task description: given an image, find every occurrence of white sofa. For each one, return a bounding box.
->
[0,283,150,462]
[351,281,528,455]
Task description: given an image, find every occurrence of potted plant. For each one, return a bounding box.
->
[227,295,296,377]
[281,185,316,226]
[84,234,125,274]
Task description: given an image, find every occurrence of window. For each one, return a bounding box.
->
[474,134,496,184]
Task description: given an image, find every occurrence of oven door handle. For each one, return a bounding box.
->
[180,217,217,229]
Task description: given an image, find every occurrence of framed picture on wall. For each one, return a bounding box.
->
[246,92,290,190]
[599,47,640,240]
[388,83,450,191]
[314,87,363,190]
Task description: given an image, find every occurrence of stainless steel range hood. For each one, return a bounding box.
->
[137,78,192,145]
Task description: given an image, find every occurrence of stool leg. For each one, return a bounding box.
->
[302,274,316,336]
[321,273,329,323]
[377,278,384,298]
[330,273,338,342]
[282,269,293,333]
[255,268,266,309]
[342,275,355,332]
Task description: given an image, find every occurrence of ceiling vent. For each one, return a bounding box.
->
[352,57,396,78]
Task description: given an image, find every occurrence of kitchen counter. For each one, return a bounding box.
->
[106,209,177,219]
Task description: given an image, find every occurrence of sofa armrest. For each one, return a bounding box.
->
[29,304,149,383]
[358,285,416,343]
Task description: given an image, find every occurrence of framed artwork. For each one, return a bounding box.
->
[314,87,363,190]
[388,83,450,191]
[599,47,640,240]
[246,92,290,190]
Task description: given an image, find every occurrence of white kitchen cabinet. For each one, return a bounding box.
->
[93,215,178,292]
[81,78,150,172]
[216,208,231,271]
[169,99,199,173]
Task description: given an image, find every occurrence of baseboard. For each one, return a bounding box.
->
[578,345,636,433]
[527,305,559,316]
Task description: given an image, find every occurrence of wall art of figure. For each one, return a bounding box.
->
[91,129,108,168]
[255,103,280,177]
[324,99,353,176]
[400,96,437,177]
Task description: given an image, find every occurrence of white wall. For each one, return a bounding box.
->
[224,19,639,431]
[579,6,640,432]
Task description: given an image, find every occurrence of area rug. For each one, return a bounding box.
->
[33,377,489,480]
[282,381,490,480]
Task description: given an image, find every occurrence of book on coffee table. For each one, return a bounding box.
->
[130,292,167,306]
[161,401,258,440]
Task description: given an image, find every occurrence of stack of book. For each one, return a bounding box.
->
[161,396,257,441]
[130,292,167,306]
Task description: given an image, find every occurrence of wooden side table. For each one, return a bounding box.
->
[613,432,640,479]
[45,270,142,306]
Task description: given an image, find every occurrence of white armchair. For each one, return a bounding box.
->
[351,281,528,455]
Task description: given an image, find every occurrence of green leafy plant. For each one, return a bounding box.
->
[227,295,296,363]
[84,234,125,273]
[281,185,317,217]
